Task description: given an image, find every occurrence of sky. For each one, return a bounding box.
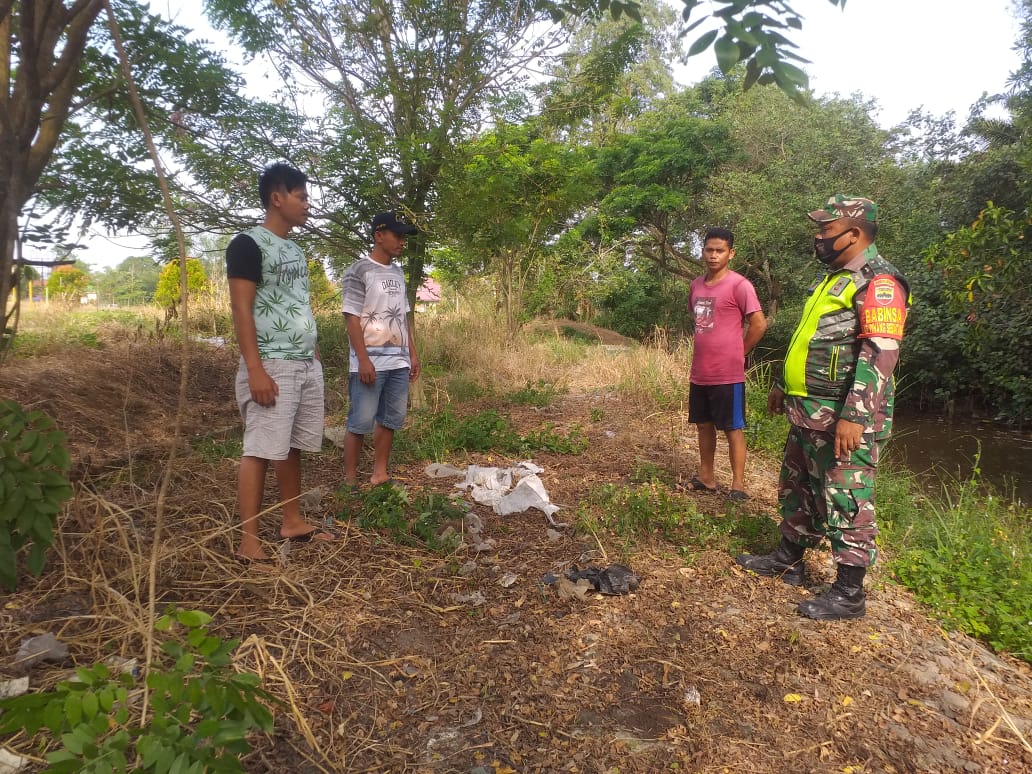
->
[60,0,1026,271]
[673,0,1023,128]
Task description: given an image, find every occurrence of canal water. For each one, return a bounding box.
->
[886,414,1032,505]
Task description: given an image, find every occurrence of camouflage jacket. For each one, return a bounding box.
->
[781,245,909,438]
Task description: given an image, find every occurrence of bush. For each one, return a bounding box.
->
[0,609,276,773]
[0,401,72,590]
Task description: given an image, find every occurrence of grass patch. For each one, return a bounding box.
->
[504,379,566,407]
[880,462,1032,661]
[336,483,465,553]
[574,481,779,560]
[395,406,588,462]
[190,429,243,465]
[744,361,790,455]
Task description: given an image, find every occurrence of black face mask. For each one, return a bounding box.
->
[813,229,853,264]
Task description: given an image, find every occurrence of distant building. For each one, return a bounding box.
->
[416,278,441,312]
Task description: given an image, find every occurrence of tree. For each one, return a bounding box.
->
[584,91,733,279]
[205,0,617,305]
[693,77,892,316]
[46,264,91,303]
[536,0,682,144]
[925,204,1032,420]
[93,256,161,306]
[154,258,209,316]
[1,0,105,348]
[2,0,257,354]
[677,0,848,96]
[435,122,595,334]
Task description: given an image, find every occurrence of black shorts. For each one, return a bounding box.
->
[688,383,746,431]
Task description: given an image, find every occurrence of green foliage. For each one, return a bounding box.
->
[594,260,692,339]
[679,0,848,96]
[0,401,72,591]
[744,361,789,456]
[190,430,243,465]
[154,259,210,311]
[338,484,465,553]
[445,377,491,403]
[575,480,776,558]
[504,380,567,407]
[11,308,157,356]
[92,257,162,307]
[0,608,276,772]
[881,464,1032,661]
[925,203,1032,419]
[313,313,349,380]
[46,265,91,303]
[629,460,674,487]
[396,406,588,462]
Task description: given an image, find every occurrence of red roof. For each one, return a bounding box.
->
[416,278,441,302]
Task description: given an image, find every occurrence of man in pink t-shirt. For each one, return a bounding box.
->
[688,228,767,501]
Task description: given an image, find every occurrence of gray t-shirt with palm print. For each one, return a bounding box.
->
[241,225,317,360]
[341,256,411,372]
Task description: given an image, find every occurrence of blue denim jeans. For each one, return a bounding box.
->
[346,368,410,433]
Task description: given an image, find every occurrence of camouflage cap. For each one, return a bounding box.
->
[807,194,878,223]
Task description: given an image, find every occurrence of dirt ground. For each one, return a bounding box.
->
[2,340,1031,773]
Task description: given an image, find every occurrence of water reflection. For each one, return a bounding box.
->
[886,415,1032,505]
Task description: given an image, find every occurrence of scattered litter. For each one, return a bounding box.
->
[450,591,487,607]
[102,656,139,679]
[0,747,29,773]
[14,633,68,670]
[424,462,465,478]
[684,686,701,706]
[558,577,593,600]
[540,572,559,586]
[605,430,616,438]
[495,474,566,527]
[464,512,496,553]
[323,426,346,448]
[565,564,641,595]
[498,572,519,588]
[0,677,28,699]
[546,528,563,542]
[454,462,566,526]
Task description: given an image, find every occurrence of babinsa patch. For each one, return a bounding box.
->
[860,276,907,340]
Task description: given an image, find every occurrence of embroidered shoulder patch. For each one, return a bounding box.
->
[860,275,907,340]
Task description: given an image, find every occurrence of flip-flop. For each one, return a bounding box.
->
[283,527,337,543]
[689,477,718,493]
[727,489,750,502]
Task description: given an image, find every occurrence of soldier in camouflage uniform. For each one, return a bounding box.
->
[736,195,910,620]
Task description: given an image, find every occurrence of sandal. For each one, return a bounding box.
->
[689,477,718,493]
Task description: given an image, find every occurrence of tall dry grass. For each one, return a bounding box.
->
[417,306,694,409]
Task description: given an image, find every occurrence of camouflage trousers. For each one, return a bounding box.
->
[777,424,882,567]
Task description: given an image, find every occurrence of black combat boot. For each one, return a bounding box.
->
[735,537,806,586]
[797,563,866,620]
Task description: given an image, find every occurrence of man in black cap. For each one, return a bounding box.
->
[341,211,421,487]
[736,195,910,620]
